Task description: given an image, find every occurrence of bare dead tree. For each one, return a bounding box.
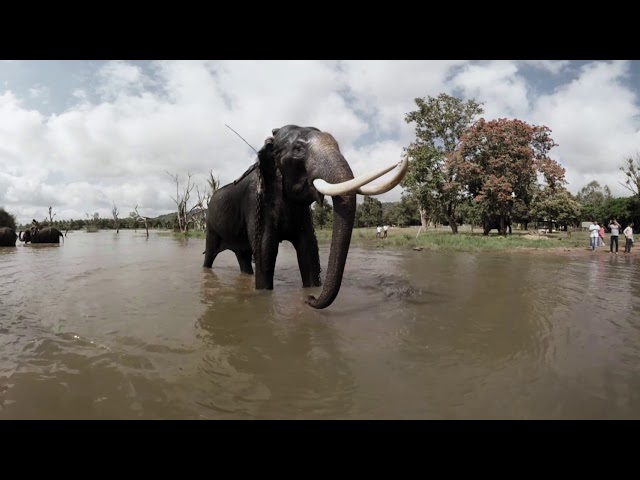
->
[48,206,56,224]
[206,169,220,194]
[133,204,150,238]
[620,150,640,196]
[165,170,202,235]
[112,202,120,233]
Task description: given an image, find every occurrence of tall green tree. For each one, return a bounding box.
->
[530,187,582,231]
[356,196,383,227]
[387,193,421,227]
[453,118,565,235]
[402,93,485,234]
[575,180,612,222]
[312,199,333,230]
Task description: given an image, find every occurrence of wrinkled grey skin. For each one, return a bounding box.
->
[0,227,17,247]
[19,227,65,244]
[203,125,356,309]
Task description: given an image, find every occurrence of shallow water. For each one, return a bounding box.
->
[1,230,639,419]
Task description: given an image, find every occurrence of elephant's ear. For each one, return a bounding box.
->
[257,136,275,166]
[256,137,277,195]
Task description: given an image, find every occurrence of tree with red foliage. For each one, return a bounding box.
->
[452,118,566,235]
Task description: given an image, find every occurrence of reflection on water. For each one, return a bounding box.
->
[1,231,640,419]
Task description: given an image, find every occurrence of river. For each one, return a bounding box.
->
[1,230,639,419]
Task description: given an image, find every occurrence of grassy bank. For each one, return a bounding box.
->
[174,225,594,253]
[314,226,591,252]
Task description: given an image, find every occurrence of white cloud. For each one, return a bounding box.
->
[1,60,639,226]
[29,85,50,102]
[450,61,531,119]
[530,60,640,192]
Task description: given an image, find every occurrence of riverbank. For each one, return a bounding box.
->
[165,226,609,253]
[314,226,600,253]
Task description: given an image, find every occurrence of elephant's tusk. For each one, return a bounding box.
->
[356,156,409,195]
[313,159,403,196]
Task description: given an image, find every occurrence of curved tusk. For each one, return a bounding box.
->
[312,160,402,196]
[356,156,409,195]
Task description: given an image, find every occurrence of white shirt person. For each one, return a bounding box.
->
[623,223,634,253]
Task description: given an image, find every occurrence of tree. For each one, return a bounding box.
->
[530,187,581,231]
[356,196,383,227]
[620,150,640,196]
[48,206,56,224]
[165,170,213,234]
[133,205,150,238]
[385,193,420,227]
[312,199,332,230]
[454,118,565,235]
[112,202,120,233]
[575,180,612,222]
[0,207,17,230]
[402,93,485,234]
[85,212,100,232]
[456,197,484,232]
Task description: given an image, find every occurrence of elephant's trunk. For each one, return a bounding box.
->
[19,231,23,241]
[306,152,357,309]
[306,193,356,309]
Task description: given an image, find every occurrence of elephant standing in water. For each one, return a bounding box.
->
[19,226,65,244]
[203,125,408,309]
[0,227,18,247]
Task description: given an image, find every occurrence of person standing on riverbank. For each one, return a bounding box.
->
[609,218,621,254]
[624,222,634,253]
[598,223,605,247]
[589,220,600,251]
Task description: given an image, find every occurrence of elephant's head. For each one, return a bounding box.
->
[19,230,31,243]
[259,125,408,309]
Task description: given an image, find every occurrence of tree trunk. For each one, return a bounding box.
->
[419,208,429,230]
[446,202,458,234]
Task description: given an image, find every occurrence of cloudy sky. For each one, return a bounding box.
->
[1,60,639,226]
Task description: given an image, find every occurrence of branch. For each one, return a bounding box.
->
[618,180,638,196]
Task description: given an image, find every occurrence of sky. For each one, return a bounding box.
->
[1,60,640,226]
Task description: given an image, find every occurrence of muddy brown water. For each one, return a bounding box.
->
[1,230,639,419]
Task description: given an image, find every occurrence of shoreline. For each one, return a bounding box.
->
[163,227,634,256]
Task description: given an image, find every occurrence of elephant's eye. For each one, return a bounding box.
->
[291,141,306,158]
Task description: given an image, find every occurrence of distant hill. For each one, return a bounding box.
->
[151,212,178,223]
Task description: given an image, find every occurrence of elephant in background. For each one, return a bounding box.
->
[482,214,512,235]
[0,227,17,247]
[203,124,408,309]
[19,226,65,244]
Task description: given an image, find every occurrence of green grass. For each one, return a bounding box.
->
[314,226,590,252]
[177,225,592,253]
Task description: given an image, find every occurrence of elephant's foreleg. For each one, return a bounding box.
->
[254,235,278,290]
[292,211,322,287]
[293,235,322,288]
[203,231,222,268]
[235,250,254,274]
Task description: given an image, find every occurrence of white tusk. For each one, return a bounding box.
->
[312,160,402,196]
[356,156,409,195]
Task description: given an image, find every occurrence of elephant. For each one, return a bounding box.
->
[482,214,512,235]
[19,226,65,244]
[0,227,18,247]
[203,124,408,309]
